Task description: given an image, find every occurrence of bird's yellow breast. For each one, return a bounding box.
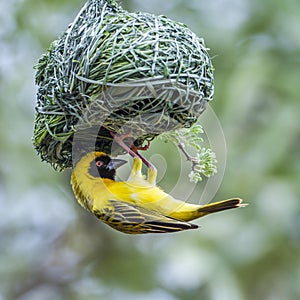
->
[71,167,187,216]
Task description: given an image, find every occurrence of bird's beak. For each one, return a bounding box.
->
[107,158,127,171]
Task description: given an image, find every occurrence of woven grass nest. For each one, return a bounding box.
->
[33,0,214,170]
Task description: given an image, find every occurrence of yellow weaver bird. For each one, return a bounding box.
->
[71,151,246,234]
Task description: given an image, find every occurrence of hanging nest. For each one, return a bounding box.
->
[33,0,214,170]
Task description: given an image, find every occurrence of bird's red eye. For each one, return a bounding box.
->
[95,161,103,167]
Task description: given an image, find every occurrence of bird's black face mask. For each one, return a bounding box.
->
[89,155,127,180]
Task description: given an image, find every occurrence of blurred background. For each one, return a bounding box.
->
[0,0,299,299]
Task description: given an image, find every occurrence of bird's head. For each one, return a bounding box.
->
[87,152,127,180]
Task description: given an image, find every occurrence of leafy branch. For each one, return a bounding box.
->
[159,124,217,182]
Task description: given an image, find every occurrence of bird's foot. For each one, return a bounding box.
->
[110,132,155,171]
[131,139,151,152]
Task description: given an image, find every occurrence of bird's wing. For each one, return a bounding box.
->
[93,200,198,234]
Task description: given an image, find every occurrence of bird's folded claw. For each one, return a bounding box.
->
[147,167,157,185]
[110,131,155,170]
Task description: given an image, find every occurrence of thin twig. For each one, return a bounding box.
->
[177,142,199,172]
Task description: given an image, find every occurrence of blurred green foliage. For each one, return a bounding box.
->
[0,0,299,299]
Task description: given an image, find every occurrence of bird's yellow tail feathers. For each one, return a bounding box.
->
[169,198,246,222]
[197,198,246,216]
